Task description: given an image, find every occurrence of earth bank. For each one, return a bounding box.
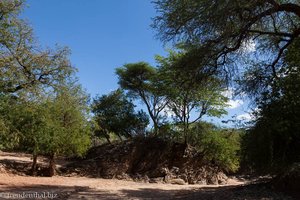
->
[65,138,231,185]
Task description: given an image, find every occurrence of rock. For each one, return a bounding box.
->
[170,166,180,174]
[0,164,6,173]
[217,172,228,185]
[207,175,218,185]
[179,174,188,182]
[197,180,207,185]
[149,177,164,183]
[170,178,186,185]
[161,167,169,175]
[66,138,230,185]
[140,175,150,183]
[116,173,132,181]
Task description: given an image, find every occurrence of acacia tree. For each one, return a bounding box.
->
[157,51,228,143]
[1,81,91,176]
[92,89,149,143]
[42,83,91,176]
[0,0,75,94]
[153,0,300,99]
[153,1,300,172]
[116,62,168,136]
[0,1,91,176]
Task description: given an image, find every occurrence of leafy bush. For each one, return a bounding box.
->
[198,129,241,172]
[186,122,241,172]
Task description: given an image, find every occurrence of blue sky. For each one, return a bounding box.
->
[23,0,166,96]
[23,0,251,126]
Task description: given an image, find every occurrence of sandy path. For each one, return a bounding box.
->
[0,173,244,200]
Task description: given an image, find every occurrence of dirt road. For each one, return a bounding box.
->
[0,173,239,199]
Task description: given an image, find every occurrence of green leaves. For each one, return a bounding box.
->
[115,47,229,142]
[116,62,157,96]
[189,122,242,172]
[0,82,91,157]
[116,62,168,135]
[0,1,76,94]
[92,89,149,140]
[156,50,229,142]
[153,0,300,100]
[242,39,300,173]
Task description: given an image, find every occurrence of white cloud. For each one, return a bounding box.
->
[237,113,252,121]
[222,88,244,109]
[240,39,256,53]
[221,88,234,98]
[227,99,244,109]
[163,106,174,117]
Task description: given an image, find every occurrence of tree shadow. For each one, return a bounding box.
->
[0,182,296,200]
[0,159,32,175]
[120,183,296,200]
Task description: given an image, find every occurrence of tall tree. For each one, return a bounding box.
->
[153,0,300,99]
[0,0,75,94]
[0,81,91,176]
[157,50,228,143]
[242,38,300,172]
[0,1,90,176]
[116,62,168,135]
[41,83,91,176]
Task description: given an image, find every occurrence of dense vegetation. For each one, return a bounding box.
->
[1,0,299,180]
[0,1,91,176]
[153,0,300,174]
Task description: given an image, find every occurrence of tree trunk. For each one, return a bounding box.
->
[153,122,159,136]
[31,154,38,176]
[48,153,56,177]
[104,132,111,144]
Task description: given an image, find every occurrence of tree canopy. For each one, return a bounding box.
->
[156,50,229,143]
[0,0,75,94]
[0,0,91,176]
[92,89,149,142]
[153,0,300,174]
[153,0,300,99]
[116,62,168,135]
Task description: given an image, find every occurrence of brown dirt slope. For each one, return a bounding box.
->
[65,138,228,185]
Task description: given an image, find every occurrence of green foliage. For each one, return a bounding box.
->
[0,94,20,150]
[153,0,300,175]
[116,62,168,135]
[92,89,149,142]
[153,0,300,99]
[189,122,242,172]
[39,84,91,157]
[199,128,241,172]
[0,82,91,157]
[0,0,90,161]
[0,0,76,94]
[116,62,156,95]
[156,50,229,143]
[242,41,300,173]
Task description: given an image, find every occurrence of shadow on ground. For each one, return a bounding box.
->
[0,183,295,200]
[120,183,296,200]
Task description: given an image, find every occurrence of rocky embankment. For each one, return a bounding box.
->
[65,138,228,185]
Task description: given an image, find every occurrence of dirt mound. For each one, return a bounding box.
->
[65,138,228,185]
